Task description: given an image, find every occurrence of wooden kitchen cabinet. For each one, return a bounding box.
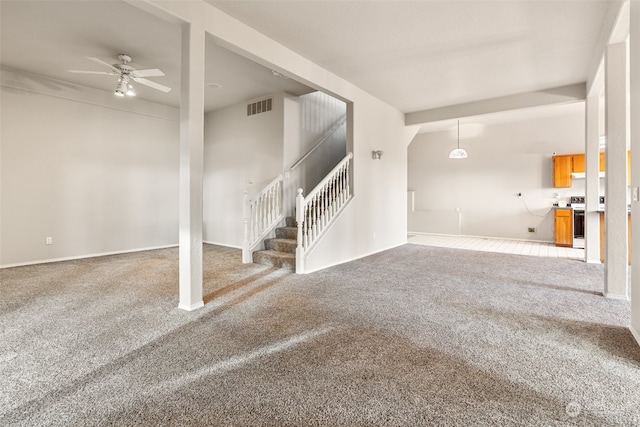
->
[572,154,585,173]
[597,151,630,183]
[554,208,573,247]
[553,155,573,187]
[553,152,626,187]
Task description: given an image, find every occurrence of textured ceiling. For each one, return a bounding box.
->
[0,0,314,112]
[208,0,612,113]
[1,1,613,118]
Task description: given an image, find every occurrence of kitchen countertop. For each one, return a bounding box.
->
[552,205,630,213]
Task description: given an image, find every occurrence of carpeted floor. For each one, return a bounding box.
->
[1,243,639,426]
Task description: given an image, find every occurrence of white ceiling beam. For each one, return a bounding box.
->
[586,0,628,96]
[405,83,586,126]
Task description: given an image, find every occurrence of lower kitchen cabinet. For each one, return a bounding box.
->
[554,208,573,247]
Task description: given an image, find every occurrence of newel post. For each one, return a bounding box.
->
[242,191,252,263]
[295,188,305,273]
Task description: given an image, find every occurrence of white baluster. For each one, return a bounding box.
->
[346,159,350,199]
[251,202,257,241]
[242,191,251,263]
[268,188,273,224]
[339,164,344,204]
[340,167,345,203]
[259,196,264,235]
[307,197,311,241]
[313,195,318,240]
[276,181,281,217]
[296,188,304,273]
[332,177,337,214]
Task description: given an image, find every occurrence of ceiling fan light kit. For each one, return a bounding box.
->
[115,75,135,97]
[68,54,171,98]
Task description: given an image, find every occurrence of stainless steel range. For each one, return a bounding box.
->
[569,196,605,249]
[570,196,585,249]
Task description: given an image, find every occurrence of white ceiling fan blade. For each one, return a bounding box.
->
[132,68,164,78]
[132,77,171,93]
[68,70,113,75]
[87,56,120,72]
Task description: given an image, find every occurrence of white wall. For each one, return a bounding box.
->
[304,100,416,273]
[297,92,347,194]
[408,103,590,242]
[150,0,416,272]
[5,0,417,274]
[630,0,640,344]
[0,69,179,267]
[203,93,284,248]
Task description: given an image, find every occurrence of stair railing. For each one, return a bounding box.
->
[289,116,347,171]
[284,115,347,218]
[242,174,284,263]
[296,152,353,272]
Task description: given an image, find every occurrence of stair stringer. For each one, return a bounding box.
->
[296,194,354,274]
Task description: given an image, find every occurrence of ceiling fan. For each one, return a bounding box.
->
[68,54,171,96]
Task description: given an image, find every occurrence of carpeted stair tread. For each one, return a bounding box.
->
[275,227,297,240]
[285,217,297,227]
[252,250,295,270]
[264,238,297,254]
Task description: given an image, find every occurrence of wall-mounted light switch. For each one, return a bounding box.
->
[634,187,639,202]
[45,237,53,245]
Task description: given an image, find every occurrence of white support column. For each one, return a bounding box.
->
[178,23,205,311]
[604,40,630,300]
[630,0,640,343]
[585,94,601,264]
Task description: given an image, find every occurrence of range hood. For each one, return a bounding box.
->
[571,171,606,179]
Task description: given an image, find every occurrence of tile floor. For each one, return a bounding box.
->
[408,233,586,261]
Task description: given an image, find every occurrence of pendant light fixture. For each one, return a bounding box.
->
[449,119,468,159]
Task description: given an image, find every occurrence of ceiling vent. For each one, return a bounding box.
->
[247,98,273,117]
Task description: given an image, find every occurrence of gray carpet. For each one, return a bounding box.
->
[1,243,639,426]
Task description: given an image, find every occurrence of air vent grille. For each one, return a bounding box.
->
[247,98,273,116]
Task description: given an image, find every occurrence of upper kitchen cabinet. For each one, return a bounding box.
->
[598,151,631,183]
[553,155,573,187]
[572,154,585,173]
[552,152,626,187]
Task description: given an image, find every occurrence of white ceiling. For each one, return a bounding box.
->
[208,0,612,113]
[0,0,314,112]
[1,0,613,120]
[417,100,586,137]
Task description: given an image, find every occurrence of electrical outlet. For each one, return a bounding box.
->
[527,227,536,233]
[45,237,53,245]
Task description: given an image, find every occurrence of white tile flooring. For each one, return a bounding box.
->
[408,233,585,261]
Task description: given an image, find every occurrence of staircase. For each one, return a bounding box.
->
[243,152,353,273]
[252,217,297,270]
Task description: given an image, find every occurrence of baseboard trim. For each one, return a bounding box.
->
[604,292,630,301]
[0,244,178,269]
[630,325,640,347]
[178,301,205,311]
[301,241,406,275]
[203,241,242,250]
[407,231,554,245]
